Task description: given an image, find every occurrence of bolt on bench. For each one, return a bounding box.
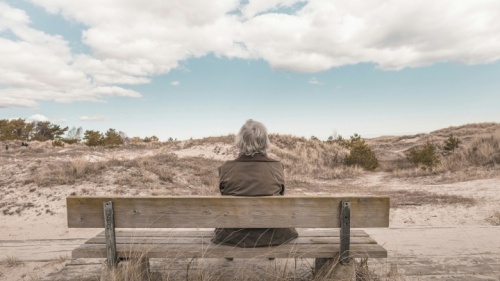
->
[67,196,389,279]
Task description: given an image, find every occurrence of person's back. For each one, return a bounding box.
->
[211,119,298,248]
[218,154,283,196]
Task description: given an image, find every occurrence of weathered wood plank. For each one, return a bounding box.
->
[72,243,387,259]
[95,229,370,238]
[340,201,351,264]
[0,239,87,262]
[67,196,390,228]
[103,201,117,268]
[85,236,377,245]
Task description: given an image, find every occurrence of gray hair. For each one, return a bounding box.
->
[236,119,270,156]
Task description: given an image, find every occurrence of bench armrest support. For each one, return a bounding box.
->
[340,201,350,265]
[104,201,118,268]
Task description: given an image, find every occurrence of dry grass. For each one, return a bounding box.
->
[270,134,361,184]
[14,123,500,190]
[183,135,235,149]
[91,235,403,281]
[1,256,25,267]
[25,159,108,187]
[89,234,400,281]
[2,202,35,216]
[438,129,500,170]
[109,154,222,195]
[96,256,405,281]
[486,210,500,226]
[430,122,500,139]
[24,152,221,194]
[55,254,70,264]
[386,124,500,182]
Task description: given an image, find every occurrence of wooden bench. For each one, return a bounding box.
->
[67,196,389,279]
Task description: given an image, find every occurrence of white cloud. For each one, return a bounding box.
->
[2,0,500,108]
[239,0,500,71]
[0,2,143,108]
[31,0,500,73]
[0,96,38,108]
[171,81,180,86]
[28,114,49,122]
[80,115,109,122]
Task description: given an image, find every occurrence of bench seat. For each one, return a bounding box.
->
[72,229,387,259]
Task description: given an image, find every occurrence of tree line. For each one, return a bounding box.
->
[0,119,68,142]
[0,118,137,147]
[3,118,462,170]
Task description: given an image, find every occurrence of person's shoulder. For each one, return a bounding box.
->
[264,156,280,162]
[219,159,237,169]
[235,154,280,162]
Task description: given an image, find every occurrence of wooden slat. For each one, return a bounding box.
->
[67,196,389,228]
[72,243,387,259]
[95,229,370,238]
[85,236,377,245]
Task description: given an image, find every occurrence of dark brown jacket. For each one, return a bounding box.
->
[211,154,298,247]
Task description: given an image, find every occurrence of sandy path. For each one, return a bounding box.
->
[367,226,500,280]
[2,227,498,281]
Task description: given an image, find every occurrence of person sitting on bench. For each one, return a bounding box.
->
[211,119,298,248]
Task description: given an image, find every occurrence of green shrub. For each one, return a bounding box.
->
[344,136,379,171]
[31,121,68,141]
[443,134,460,155]
[83,129,124,147]
[407,141,440,169]
[83,130,103,146]
[102,129,124,147]
[143,135,159,142]
[52,139,65,147]
[336,133,362,149]
[62,138,79,144]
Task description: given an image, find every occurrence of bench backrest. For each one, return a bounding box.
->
[67,196,389,229]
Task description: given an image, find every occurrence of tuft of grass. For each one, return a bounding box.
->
[355,258,378,281]
[93,237,401,281]
[2,202,36,216]
[46,254,70,267]
[71,158,91,177]
[385,263,406,281]
[486,210,500,226]
[1,256,25,267]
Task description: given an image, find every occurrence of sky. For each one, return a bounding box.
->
[1,0,500,141]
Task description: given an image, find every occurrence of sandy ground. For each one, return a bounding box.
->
[2,173,498,241]
[1,143,499,280]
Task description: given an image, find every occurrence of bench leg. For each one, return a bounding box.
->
[314,257,355,280]
[136,257,151,281]
[100,257,151,281]
[314,257,333,275]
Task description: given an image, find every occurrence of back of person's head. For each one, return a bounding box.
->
[236,119,270,156]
